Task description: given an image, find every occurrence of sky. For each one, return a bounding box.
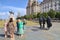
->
[0,0,43,19]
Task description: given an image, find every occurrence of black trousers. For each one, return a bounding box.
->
[39,22,42,28]
[43,23,45,28]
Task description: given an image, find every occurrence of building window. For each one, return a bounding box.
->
[47,4,49,10]
[43,7,44,9]
[59,7,60,9]
[55,2,57,7]
[59,3,60,6]
[51,3,52,8]
[55,7,57,11]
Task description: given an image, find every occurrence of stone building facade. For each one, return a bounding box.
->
[26,0,60,15]
[26,0,40,15]
[40,0,60,13]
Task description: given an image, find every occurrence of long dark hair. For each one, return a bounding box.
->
[7,18,13,26]
[9,18,13,22]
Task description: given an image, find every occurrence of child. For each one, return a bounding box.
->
[17,19,24,38]
[4,20,8,38]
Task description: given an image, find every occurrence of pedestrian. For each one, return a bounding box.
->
[42,16,46,29]
[7,18,15,38]
[39,16,43,28]
[46,16,52,29]
[4,20,8,38]
[17,18,24,38]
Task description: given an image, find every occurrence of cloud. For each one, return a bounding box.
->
[0,5,26,19]
[0,12,10,16]
[0,12,9,19]
[0,12,6,15]
[0,6,26,16]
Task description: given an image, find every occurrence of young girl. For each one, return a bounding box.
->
[4,20,8,38]
[17,19,24,37]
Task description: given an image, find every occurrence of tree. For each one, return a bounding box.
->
[29,14,34,19]
[33,14,37,18]
[47,9,56,18]
[24,15,29,19]
[37,12,42,18]
[20,16,24,19]
[42,12,48,18]
[55,12,60,20]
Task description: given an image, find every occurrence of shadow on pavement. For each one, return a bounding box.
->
[0,34,5,38]
[31,26,49,32]
[31,26,40,31]
[0,34,11,38]
[14,33,20,36]
[31,29,39,31]
[32,26,40,29]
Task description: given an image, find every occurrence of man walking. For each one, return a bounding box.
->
[39,16,43,28]
[42,16,46,29]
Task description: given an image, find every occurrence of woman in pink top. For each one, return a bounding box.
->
[4,20,8,38]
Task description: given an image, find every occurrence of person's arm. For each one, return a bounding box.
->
[4,22,8,32]
[13,22,15,30]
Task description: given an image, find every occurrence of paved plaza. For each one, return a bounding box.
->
[0,22,60,40]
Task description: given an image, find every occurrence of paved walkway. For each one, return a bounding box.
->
[0,22,60,40]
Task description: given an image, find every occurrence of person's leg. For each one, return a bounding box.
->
[10,30,14,38]
[17,27,19,32]
[23,25,24,30]
[10,33,15,40]
[5,31,7,38]
[10,33,12,38]
[10,33,14,38]
[43,24,44,28]
[20,29,24,38]
[40,22,42,28]
[47,24,50,30]
[20,34,23,38]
